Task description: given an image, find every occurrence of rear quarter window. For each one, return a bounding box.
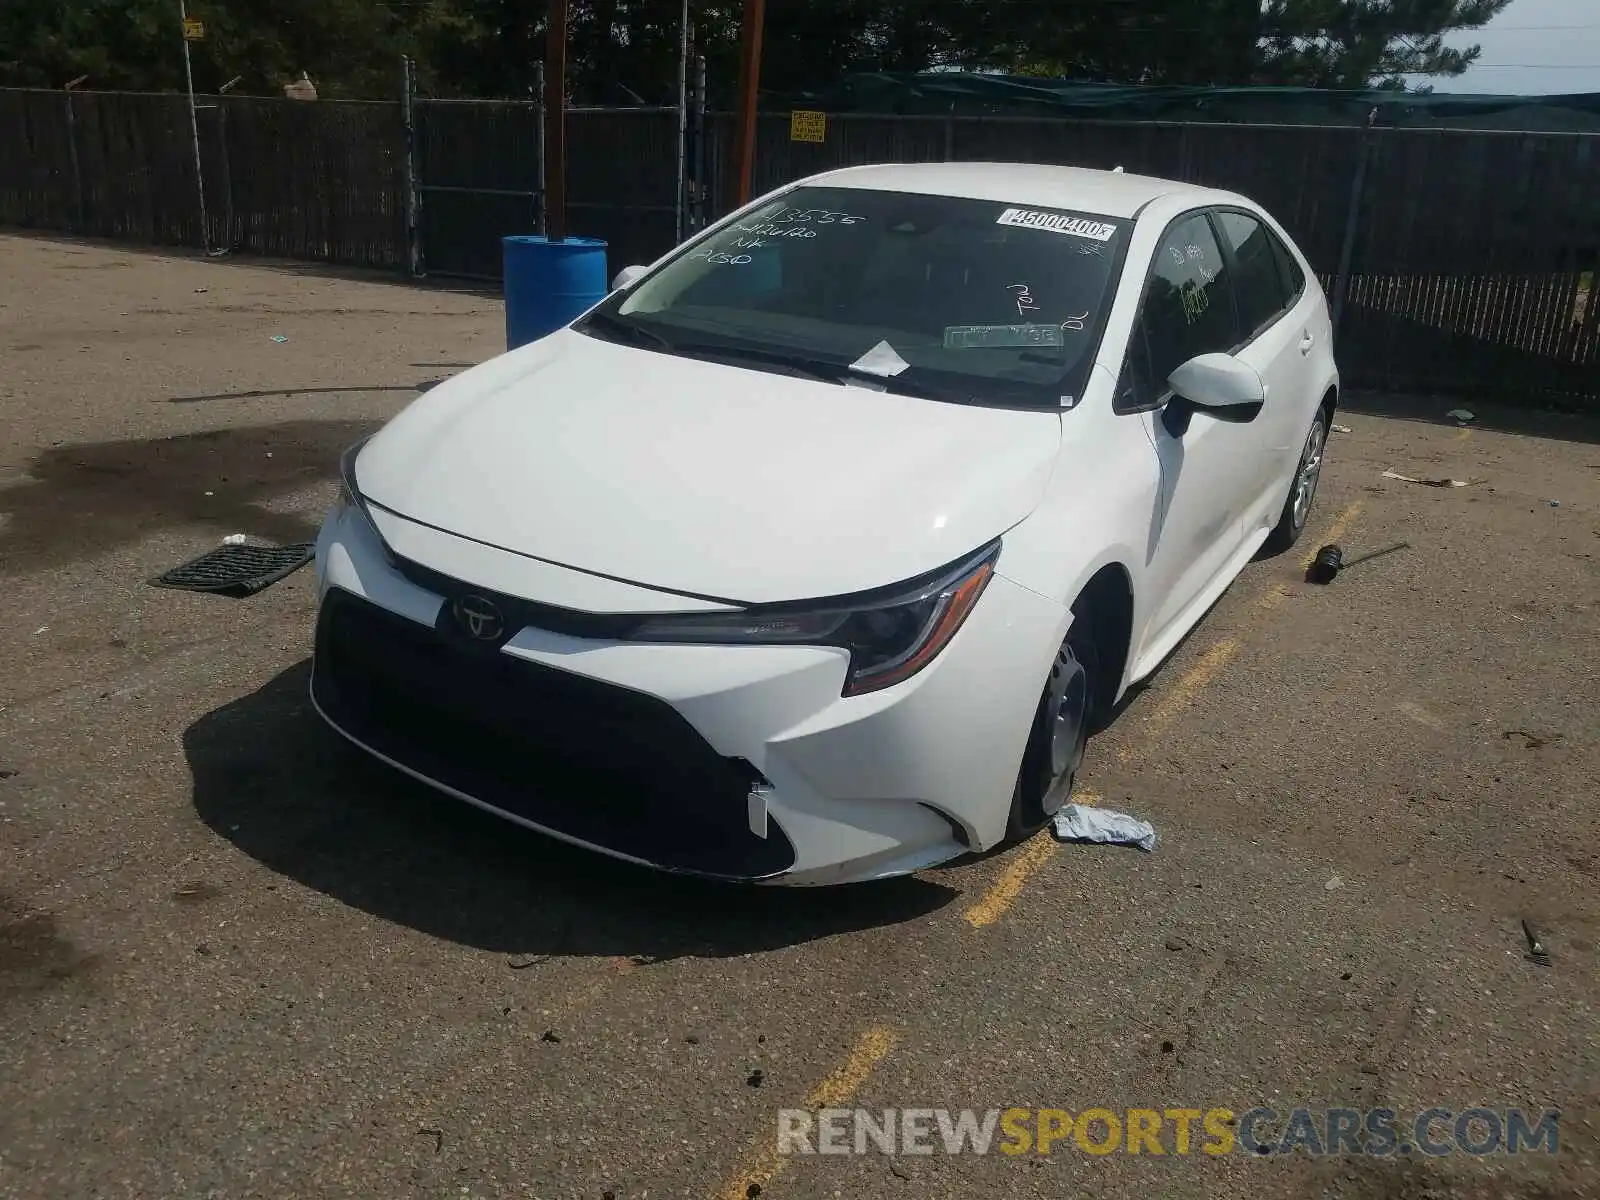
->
[1267,226,1307,302]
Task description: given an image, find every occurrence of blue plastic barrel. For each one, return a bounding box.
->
[502,235,609,350]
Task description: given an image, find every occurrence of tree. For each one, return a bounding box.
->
[932,0,1515,88]
[0,0,425,96]
[1257,0,1515,89]
[0,0,1520,98]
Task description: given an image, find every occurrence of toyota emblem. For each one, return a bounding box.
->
[452,594,505,641]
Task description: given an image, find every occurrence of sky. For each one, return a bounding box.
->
[1429,0,1600,94]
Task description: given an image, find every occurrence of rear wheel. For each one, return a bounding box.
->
[1006,612,1095,839]
[1263,409,1327,555]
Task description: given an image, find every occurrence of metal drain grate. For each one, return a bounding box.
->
[151,542,315,596]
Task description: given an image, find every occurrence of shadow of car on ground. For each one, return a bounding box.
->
[186,661,958,961]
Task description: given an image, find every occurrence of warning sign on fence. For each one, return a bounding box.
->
[789,110,827,143]
[182,18,205,40]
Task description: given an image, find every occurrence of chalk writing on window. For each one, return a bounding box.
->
[1007,283,1040,318]
[732,223,817,240]
[688,247,753,266]
[1180,281,1211,325]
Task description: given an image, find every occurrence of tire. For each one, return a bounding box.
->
[1262,409,1328,555]
[1006,610,1096,840]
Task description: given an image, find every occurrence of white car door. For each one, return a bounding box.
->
[1213,208,1321,541]
[1114,209,1262,643]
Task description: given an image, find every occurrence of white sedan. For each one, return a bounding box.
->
[312,163,1338,886]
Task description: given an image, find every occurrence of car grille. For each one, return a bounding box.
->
[311,588,796,879]
[391,553,649,641]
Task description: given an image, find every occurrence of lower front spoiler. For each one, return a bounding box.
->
[310,672,807,883]
[307,587,803,883]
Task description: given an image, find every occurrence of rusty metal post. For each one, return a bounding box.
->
[401,55,424,276]
[729,0,766,210]
[544,0,569,241]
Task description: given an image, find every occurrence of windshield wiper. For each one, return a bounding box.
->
[666,340,848,385]
[577,310,674,350]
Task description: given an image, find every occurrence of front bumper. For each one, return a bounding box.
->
[311,501,1071,886]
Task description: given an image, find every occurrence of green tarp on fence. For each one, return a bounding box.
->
[786,73,1600,132]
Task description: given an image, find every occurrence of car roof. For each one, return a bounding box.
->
[802,161,1243,220]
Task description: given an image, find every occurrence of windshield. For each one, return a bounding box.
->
[577,186,1130,408]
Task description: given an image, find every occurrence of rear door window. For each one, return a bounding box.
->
[1215,211,1290,340]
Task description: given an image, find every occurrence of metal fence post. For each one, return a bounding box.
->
[533,62,547,236]
[214,102,235,251]
[401,55,424,277]
[943,102,955,162]
[176,0,211,250]
[691,55,707,232]
[1331,122,1377,337]
[63,89,86,231]
[674,0,689,244]
[544,0,569,241]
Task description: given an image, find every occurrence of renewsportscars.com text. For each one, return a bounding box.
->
[777,1106,1559,1158]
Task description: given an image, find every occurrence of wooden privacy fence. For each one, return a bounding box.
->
[2,86,1597,407]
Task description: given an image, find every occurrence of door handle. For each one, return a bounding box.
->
[1299,332,1315,355]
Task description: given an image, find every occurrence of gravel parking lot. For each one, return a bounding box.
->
[2,233,1597,1200]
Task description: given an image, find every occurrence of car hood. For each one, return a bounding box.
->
[357,329,1062,605]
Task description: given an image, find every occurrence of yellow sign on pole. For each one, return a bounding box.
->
[789,110,827,143]
[183,18,205,40]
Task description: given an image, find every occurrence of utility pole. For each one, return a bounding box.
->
[729,0,765,210]
[544,0,569,241]
[674,0,689,243]
[176,0,210,252]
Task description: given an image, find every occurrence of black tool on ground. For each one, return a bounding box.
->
[151,542,315,597]
[1306,541,1410,585]
[1308,544,1344,583]
[1522,918,1551,967]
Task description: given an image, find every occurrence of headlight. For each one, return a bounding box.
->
[339,436,372,514]
[630,541,999,696]
[338,436,392,562]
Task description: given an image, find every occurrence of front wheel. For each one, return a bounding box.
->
[1006,621,1094,839]
[1263,410,1327,555]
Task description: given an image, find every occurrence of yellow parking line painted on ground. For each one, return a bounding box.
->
[715,1026,898,1200]
[1111,637,1242,767]
[1137,638,1240,741]
[1129,501,1362,753]
[960,791,1106,928]
[953,790,1107,928]
[962,834,1053,928]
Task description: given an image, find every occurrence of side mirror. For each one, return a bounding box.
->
[1164,353,1265,435]
[612,264,648,291]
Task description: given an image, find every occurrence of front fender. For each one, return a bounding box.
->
[994,374,1160,702]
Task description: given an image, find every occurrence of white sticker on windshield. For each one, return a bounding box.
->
[996,208,1118,242]
[849,340,911,378]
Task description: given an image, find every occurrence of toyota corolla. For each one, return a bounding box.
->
[311,162,1338,886]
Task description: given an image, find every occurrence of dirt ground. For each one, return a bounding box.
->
[1,232,1598,1200]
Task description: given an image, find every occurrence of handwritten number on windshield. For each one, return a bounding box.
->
[689,247,753,266]
[770,207,866,226]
